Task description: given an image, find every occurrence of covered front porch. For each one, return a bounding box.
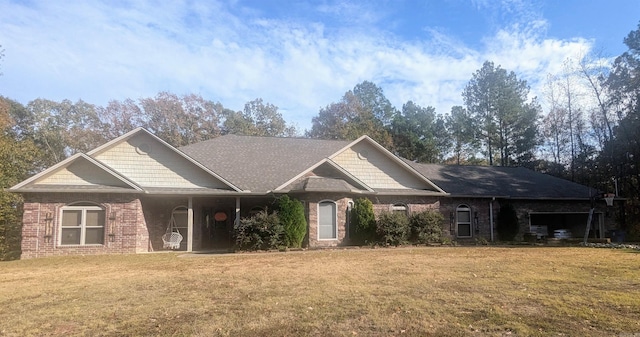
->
[142,195,281,252]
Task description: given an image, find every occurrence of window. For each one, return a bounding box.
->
[392,203,408,215]
[248,206,265,216]
[60,204,105,245]
[318,201,337,240]
[456,205,472,238]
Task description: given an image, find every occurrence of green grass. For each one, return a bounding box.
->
[1,247,639,336]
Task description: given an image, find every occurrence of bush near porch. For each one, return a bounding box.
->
[349,198,446,247]
[376,209,445,246]
[277,195,307,248]
[232,196,308,251]
[233,210,283,250]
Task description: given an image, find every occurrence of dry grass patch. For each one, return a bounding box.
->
[1,247,639,336]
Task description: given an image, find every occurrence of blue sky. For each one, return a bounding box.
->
[0,0,638,130]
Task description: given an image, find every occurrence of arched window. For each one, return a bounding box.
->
[60,202,105,245]
[392,203,408,215]
[249,206,265,216]
[318,201,337,240]
[456,205,472,238]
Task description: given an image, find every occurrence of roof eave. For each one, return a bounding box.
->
[10,188,145,194]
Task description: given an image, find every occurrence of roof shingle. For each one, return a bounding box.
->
[179,135,350,191]
[403,160,594,199]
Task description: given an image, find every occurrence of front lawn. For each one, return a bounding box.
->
[1,247,639,336]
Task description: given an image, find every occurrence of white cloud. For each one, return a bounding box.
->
[0,0,598,131]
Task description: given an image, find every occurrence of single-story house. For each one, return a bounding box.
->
[10,128,617,258]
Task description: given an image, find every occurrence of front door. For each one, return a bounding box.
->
[202,208,231,249]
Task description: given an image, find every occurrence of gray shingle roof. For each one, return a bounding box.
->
[403,160,594,199]
[179,135,350,192]
[180,134,595,199]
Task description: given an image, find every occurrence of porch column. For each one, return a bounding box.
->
[187,197,193,252]
[599,213,605,239]
[489,198,494,242]
[235,197,241,228]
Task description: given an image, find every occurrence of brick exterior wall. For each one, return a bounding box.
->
[440,198,616,241]
[302,194,351,248]
[20,193,148,259]
[20,192,619,258]
[297,194,442,248]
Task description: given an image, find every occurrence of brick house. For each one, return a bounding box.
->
[10,128,618,258]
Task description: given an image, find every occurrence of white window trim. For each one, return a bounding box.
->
[391,203,408,214]
[456,205,472,238]
[58,205,106,246]
[317,200,338,241]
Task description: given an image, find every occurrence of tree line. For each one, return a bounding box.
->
[2,22,640,258]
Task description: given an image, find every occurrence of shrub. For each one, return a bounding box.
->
[350,198,376,245]
[409,210,444,244]
[619,198,640,241]
[233,210,283,250]
[0,191,22,261]
[496,203,519,241]
[376,211,410,246]
[277,195,307,248]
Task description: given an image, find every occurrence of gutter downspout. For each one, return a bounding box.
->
[489,197,495,242]
[187,197,193,252]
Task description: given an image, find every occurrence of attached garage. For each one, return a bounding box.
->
[528,212,604,239]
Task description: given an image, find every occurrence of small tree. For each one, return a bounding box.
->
[410,210,445,244]
[350,198,376,244]
[277,195,307,248]
[496,203,519,241]
[376,211,410,246]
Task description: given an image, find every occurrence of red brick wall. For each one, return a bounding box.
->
[305,194,351,248]
[298,194,441,248]
[439,198,614,241]
[20,192,613,258]
[20,193,147,259]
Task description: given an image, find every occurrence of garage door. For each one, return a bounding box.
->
[529,212,604,239]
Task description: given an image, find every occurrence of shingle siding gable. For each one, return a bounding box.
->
[38,157,131,187]
[93,133,230,189]
[332,142,432,190]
